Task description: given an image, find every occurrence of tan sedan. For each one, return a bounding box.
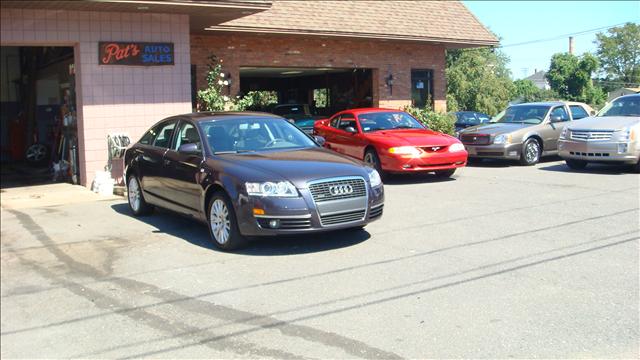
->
[459,101,593,165]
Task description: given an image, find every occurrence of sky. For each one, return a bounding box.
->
[463,0,640,79]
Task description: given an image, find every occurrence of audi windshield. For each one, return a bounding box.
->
[200,118,317,154]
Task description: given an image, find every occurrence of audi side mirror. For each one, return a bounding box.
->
[345,126,357,133]
[178,143,200,154]
[313,135,326,146]
[550,115,563,123]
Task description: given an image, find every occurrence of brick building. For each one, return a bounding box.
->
[0,0,496,188]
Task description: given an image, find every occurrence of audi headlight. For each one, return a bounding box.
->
[388,146,422,156]
[245,181,298,197]
[560,127,569,140]
[493,134,511,144]
[449,143,465,152]
[367,168,382,188]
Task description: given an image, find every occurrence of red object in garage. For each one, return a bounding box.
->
[314,108,468,177]
[8,115,26,161]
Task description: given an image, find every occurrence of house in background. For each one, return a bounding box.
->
[524,70,550,90]
[607,87,640,102]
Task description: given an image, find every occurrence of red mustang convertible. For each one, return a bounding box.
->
[314,108,468,177]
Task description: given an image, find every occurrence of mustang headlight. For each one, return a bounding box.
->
[448,143,465,152]
[560,127,569,140]
[245,181,298,197]
[493,134,511,145]
[367,168,382,188]
[388,146,422,156]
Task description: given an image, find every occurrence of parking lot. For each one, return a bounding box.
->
[1,159,638,358]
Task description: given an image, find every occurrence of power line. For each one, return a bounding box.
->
[500,22,632,48]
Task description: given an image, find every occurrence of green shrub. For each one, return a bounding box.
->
[403,105,456,135]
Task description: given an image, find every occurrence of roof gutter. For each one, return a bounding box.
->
[88,0,272,10]
[204,25,499,47]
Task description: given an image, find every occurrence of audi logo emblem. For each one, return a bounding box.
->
[329,185,354,196]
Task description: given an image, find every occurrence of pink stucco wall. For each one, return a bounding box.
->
[0,8,192,187]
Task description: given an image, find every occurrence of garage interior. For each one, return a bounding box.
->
[239,67,373,116]
[0,46,79,188]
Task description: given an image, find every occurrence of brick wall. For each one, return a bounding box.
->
[190,33,447,112]
[1,8,192,187]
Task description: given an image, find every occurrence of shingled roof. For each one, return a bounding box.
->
[205,0,498,47]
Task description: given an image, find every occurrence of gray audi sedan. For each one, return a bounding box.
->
[124,112,384,250]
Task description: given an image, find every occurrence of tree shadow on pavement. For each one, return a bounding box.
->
[539,162,632,175]
[110,203,369,256]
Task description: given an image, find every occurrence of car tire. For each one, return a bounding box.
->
[467,157,483,164]
[565,159,588,170]
[364,148,385,176]
[127,175,154,216]
[631,159,640,174]
[519,138,541,166]
[434,168,456,178]
[207,192,247,251]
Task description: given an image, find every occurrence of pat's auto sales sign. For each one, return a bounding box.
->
[99,42,174,66]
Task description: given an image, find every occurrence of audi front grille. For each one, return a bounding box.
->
[308,178,367,202]
[320,209,366,226]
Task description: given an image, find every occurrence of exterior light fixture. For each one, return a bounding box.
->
[385,74,394,95]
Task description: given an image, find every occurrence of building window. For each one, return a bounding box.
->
[411,69,433,109]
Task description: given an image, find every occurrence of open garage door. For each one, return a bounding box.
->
[1,46,79,188]
[239,67,373,117]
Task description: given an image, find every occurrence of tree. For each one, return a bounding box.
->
[512,79,558,103]
[197,54,277,112]
[546,52,606,107]
[595,22,640,89]
[197,55,228,111]
[446,47,514,116]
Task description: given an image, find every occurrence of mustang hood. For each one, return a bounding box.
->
[567,116,640,131]
[214,147,369,187]
[462,122,531,135]
[365,129,457,146]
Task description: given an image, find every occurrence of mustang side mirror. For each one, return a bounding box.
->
[178,143,200,154]
[345,126,357,133]
[313,135,326,146]
[550,115,563,123]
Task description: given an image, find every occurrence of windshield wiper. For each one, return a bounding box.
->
[394,125,418,129]
[214,149,256,154]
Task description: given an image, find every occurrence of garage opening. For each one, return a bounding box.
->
[0,46,79,188]
[239,67,373,117]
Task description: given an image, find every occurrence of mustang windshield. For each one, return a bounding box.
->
[358,112,425,132]
[495,105,550,124]
[200,118,317,154]
[598,97,640,117]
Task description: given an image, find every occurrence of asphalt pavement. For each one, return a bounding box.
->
[1,159,638,358]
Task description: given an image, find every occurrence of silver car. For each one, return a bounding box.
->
[459,101,593,165]
[558,94,640,173]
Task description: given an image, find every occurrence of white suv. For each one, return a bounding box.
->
[558,94,640,172]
